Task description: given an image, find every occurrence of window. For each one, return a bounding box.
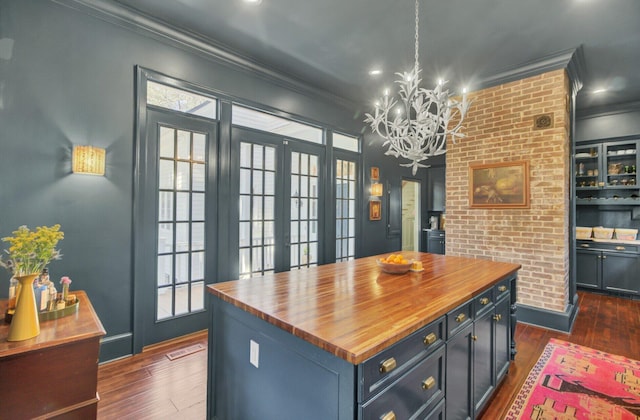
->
[156,126,208,319]
[335,159,356,261]
[333,132,360,152]
[147,81,217,119]
[239,142,277,279]
[232,105,323,144]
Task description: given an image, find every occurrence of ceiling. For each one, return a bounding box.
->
[113,0,640,112]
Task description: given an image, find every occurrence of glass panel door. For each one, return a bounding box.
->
[233,127,325,278]
[289,151,320,269]
[138,108,216,347]
[239,142,277,278]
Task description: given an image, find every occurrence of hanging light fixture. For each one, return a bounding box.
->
[364,0,471,175]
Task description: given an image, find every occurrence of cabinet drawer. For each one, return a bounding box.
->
[360,345,445,420]
[427,230,445,239]
[494,277,511,301]
[474,289,494,316]
[359,317,445,402]
[446,301,473,339]
[578,241,639,254]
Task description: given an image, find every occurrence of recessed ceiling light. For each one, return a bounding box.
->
[369,69,382,76]
[243,0,262,5]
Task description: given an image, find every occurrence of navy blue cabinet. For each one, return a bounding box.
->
[427,230,446,255]
[577,241,640,295]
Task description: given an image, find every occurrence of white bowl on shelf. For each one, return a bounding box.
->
[626,149,636,154]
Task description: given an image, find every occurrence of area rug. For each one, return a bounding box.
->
[505,338,640,419]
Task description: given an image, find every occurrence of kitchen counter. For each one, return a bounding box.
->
[208,252,520,364]
[207,252,521,419]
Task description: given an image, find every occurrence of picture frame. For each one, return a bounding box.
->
[469,161,530,208]
[370,167,379,181]
[369,200,382,220]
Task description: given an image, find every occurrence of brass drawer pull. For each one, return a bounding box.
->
[479,297,490,305]
[498,285,508,293]
[616,246,626,251]
[472,335,478,341]
[493,314,502,322]
[379,357,397,374]
[421,376,436,390]
[423,332,437,345]
[380,411,396,420]
[455,313,466,323]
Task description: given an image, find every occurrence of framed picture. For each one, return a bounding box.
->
[370,167,379,181]
[369,200,382,220]
[469,161,530,208]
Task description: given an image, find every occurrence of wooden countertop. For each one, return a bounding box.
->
[0,290,106,358]
[208,252,520,364]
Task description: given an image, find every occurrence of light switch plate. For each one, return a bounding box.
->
[250,339,259,368]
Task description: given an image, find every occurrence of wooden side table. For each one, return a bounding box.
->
[0,290,106,419]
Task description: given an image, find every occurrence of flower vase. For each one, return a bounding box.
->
[7,273,41,341]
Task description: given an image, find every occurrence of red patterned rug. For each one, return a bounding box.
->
[505,338,640,419]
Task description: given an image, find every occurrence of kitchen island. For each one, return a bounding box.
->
[207,252,520,420]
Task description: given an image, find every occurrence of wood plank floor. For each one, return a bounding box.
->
[97,291,640,419]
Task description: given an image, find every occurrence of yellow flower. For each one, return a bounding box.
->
[1,224,64,276]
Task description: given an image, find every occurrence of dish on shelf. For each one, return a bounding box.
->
[626,149,636,154]
[575,153,592,158]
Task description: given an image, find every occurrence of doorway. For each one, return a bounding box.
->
[233,126,325,278]
[402,180,421,251]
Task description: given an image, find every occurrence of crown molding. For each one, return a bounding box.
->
[577,100,640,120]
[477,46,585,92]
[51,0,359,111]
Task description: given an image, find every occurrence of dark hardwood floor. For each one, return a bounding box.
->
[97,291,640,419]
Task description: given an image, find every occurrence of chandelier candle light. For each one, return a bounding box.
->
[365,0,471,175]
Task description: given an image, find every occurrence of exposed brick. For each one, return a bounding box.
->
[446,69,570,315]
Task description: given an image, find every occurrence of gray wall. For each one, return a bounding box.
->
[0,0,372,360]
[576,103,640,142]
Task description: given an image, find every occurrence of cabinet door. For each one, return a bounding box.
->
[602,252,640,295]
[576,250,601,289]
[473,309,494,415]
[494,297,511,384]
[428,166,446,211]
[428,237,445,255]
[446,323,473,420]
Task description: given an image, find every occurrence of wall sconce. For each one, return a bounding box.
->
[72,145,106,176]
[371,182,384,197]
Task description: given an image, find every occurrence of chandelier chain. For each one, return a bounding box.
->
[414,0,419,73]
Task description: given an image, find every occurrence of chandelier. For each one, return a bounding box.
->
[364,0,471,175]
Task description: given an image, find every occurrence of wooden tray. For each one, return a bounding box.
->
[38,300,79,322]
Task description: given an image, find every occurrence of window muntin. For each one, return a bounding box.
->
[156,125,207,320]
[335,159,357,261]
[239,142,277,279]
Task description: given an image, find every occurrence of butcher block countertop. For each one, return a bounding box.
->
[207,252,521,364]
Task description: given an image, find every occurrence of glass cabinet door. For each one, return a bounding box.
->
[603,141,638,189]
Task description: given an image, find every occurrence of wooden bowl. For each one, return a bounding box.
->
[376,260,412,274]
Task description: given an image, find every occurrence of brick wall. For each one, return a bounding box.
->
[446,69,571,313]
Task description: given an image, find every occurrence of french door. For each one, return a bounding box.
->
[233,127,325,278]
[135,108,217,347]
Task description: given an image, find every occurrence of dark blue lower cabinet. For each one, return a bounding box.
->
[207,278,516,420]
[446,322,474,420]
